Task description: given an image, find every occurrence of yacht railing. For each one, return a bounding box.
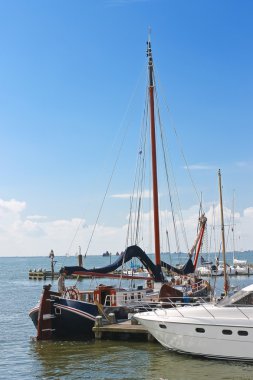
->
[127,296,253,320]
[116,295,209,312]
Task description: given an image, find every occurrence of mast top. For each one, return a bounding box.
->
[146,38,154,87]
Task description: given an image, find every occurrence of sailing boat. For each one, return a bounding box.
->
[230,192,251,275]
[135,170,253,361]
[29,39,209,340]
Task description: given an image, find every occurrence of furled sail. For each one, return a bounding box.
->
[63,245,195,281]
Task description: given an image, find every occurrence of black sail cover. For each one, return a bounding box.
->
[161,257,195,275]
[63,245,195,281]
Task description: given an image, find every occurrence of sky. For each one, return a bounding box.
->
[0,0,253,257]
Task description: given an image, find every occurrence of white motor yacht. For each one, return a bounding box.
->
[135,284,253,361]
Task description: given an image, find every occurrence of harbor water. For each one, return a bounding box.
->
[1,253,253,380]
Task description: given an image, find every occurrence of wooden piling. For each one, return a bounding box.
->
[94,316,103,339]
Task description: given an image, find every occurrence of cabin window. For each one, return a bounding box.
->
[131,293,135,300]
[238,330,248,336]
[55,307,61,315]
[83,294,90,302]
[232,293,253,306]
[195,328,205,333]
[222,329,232,335]
[124,294,128,302]
[138,292,142,300]
[159,324,167,329]
[105,295,111,306]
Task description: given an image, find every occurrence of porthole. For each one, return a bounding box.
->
[238,330,248,336]
[159,324,167,329]
[196,328,205,333]
[222,329,232,335]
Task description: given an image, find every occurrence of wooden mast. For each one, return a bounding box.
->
[218,169,229,295]
[147,39,161,268]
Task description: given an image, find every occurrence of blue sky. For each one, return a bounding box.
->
[0,0,253,256]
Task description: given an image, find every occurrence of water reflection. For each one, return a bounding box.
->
[30,339,253,380]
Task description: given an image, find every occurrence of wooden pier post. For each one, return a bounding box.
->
[78,246,83,267]
[49,250,55,280]
[94,316,103,339]
[108,313,116,324]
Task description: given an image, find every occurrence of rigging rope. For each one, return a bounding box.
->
[155,86,189,253]
[65,63,148,258]
[84,64,151,256]
[126,87,149,248]
[154,65,201,206]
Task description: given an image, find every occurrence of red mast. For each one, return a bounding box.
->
[147,40,161,268]
[193,214,207,268]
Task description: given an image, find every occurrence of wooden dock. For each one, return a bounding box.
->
[92,316,156,342]
[28,270,59,280]
[28,270,74,280]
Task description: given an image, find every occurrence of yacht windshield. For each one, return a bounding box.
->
[218,290,253,307]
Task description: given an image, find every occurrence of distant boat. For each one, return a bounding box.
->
[200,256,213,265]
[231,192,251,274]
[233,258,247,266]
[102,251,110,257]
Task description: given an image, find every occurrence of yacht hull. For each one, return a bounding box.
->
[135,305,253,361]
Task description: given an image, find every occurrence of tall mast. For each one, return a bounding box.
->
[232,190,235,262]
[147,39,161,267]
[218,169,229,295]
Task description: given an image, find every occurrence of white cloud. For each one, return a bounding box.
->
[15,219,46,237]
[111,190,152,199]
[111,193,133,199]
[0,198,26,214]
[243,207,253,217]
[183,164,217,170]
[0,196,252,257]
[27,215,48,221]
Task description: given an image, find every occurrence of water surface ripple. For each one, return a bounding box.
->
[1,255,253,380]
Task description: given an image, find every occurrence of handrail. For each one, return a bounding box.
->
[133,297,253,320]
[199,303,216,318]
[236,307,250,320]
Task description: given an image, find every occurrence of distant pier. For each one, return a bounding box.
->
[28,270,75,280]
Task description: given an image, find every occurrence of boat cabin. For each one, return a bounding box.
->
[78,284,156,308]
[94,285,117,306]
